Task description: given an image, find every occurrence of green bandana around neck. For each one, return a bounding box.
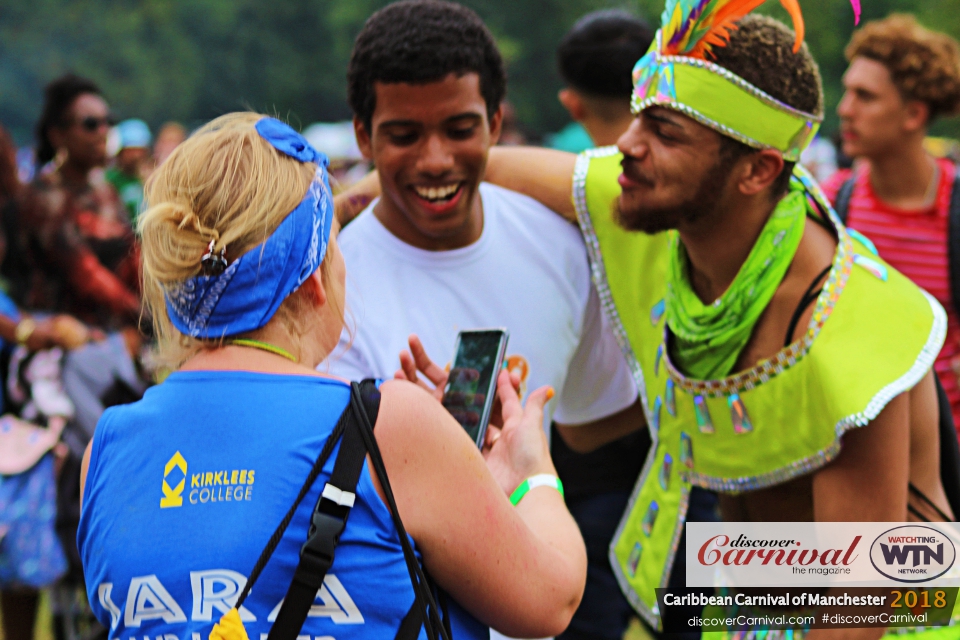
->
[666,183,809,380]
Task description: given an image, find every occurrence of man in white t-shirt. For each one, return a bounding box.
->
[325,3,643,637]
[329,179,636,432]
[328,0,640,447]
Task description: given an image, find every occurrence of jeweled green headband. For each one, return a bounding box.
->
[631,31,822,162]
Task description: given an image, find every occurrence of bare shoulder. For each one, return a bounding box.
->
[375,379,471,453]
[80,439,94,508]
[371,379,491,542]
[813,388,910,522]
[21,178,57,214]
[377,379,447,427]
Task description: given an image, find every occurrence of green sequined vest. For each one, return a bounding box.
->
[573,147,946,630]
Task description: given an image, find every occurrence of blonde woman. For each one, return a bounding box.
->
[76,113,586,640]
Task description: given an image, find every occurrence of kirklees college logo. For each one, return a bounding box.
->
[869,525,956,583]
[160,452,257,509]
[160,451,187,508]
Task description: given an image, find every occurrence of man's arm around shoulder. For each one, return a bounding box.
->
[335,147,579,226]
[485,147,578,222]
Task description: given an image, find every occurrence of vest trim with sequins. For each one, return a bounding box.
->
[572,147,946,630]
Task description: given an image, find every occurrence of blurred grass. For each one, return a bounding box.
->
[37,592,53,640]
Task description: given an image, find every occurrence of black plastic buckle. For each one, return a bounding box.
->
[294,510,346,588]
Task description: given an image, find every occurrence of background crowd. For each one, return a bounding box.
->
[1,1,960,640]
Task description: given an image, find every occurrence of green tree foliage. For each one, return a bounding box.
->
[1,0,957,145]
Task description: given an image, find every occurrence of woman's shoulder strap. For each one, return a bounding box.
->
[357,378,381,428]
[267,383,373,640]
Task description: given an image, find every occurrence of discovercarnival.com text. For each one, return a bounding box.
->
[687,612,927,628]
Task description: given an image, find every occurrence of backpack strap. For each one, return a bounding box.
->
[947,164,960,321]
[234,401,352,611]
[242,379,453,640]
[834,173,856,224]
[346,382,452,640]
[934,372,960,520]
[267,380,379,640]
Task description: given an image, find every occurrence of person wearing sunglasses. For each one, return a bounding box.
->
[19,74,140,332]
[0,121,103,640]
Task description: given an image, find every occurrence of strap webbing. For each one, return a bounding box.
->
[935,370,960,519]
[395,600,425,640]
[267,403,369,640]
[267,381,377,640]
[348,382,451,640]
[235,411,349,608]
[239,379,453,640]
[834,175,856,224]
[946,165,960,321]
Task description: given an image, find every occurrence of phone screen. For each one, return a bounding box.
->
[442,329,509,447]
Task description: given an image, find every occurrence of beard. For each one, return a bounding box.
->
[614,156,735,234]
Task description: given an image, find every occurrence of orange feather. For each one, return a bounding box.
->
[778,0,806,52]
[695,0,767,57]
[661,0,808,59]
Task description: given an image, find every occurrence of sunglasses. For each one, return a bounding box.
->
[75,115,117,132]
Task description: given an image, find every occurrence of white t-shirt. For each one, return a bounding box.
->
[323,182,636,429]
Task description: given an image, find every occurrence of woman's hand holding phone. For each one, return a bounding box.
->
[482,370,556,497]
[395,333,555,495]
[395,333,523,427]
[394,334,447,402]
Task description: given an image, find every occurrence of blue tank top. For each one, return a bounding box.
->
[78,371,488,640]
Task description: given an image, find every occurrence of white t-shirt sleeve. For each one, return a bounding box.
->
[552,282,638,425]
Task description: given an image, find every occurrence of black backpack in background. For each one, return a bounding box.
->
[833,166,960,519]
[833,165,960,319]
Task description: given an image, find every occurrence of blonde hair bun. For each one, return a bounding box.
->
[139,112,341,367]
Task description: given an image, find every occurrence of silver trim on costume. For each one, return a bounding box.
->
[630,38,823,162]
[643,54,824,122]
[573,153,948,628]
[573,147,678,629]
[686,290,946,493]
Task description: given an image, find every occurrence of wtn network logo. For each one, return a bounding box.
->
[869,525,956,583]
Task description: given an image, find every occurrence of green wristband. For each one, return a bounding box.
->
[509,474,564,506]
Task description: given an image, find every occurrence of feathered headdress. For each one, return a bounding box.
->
[659,0,861,58]
[630,0,861,161]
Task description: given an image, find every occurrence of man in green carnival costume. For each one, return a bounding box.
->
[334,1,958,637]
[478,1,958,638]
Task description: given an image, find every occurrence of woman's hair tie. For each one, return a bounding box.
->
[163,116,332,339]
[200,239,228,276]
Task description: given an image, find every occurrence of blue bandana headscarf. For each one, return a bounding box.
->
[164,117,333,339]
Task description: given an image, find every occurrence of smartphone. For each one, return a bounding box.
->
[441,329,510,448]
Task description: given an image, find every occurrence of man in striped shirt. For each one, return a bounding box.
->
[823,14,960,430]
